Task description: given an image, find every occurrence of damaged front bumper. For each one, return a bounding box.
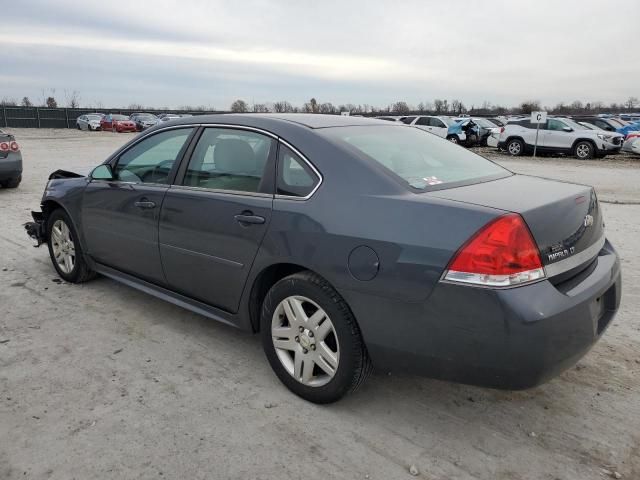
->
[24,211,46,247]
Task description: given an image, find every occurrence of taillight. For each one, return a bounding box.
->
[0,141,19,152]
[500,127,505,133]
[443,213,545,287]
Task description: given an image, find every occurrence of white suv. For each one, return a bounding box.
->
[498,117,623,159]
[406,115,470,144]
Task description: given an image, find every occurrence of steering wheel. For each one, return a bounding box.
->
[141,159,174,183]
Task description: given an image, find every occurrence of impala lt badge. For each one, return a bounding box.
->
[584,214,594,227]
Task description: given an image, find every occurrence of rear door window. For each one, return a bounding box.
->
[182,128,275,194]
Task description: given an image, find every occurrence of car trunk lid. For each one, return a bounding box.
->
[427,174,604,276]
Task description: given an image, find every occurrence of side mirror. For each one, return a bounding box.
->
[562,127,573,132]
[91,164,115,180]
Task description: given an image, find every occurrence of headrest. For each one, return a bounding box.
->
[215,139,256,173]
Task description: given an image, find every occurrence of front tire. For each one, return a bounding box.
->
[574,141,594,160]
[506,138,524,156]
[446,135,459,144]
[261,271,371,403]
[46,209,95,283]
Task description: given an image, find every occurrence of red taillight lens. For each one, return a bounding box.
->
[444,213,545,287]
[500,127,505,133]
[9,141,19,152]
[0,142,8,152]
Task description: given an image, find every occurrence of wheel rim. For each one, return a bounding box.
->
[51,219,75,274]
[508,141,521,155]
[271,296,339,387]
[576,144,590,158]
[449,136,458,144]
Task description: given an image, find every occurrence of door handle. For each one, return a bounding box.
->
[234,212,265,225]
[134,199,156,209]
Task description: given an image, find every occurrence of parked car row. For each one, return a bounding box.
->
[75,112,193,133]
[375,115,505,147]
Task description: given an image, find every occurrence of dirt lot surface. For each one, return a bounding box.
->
[1,128,639,480]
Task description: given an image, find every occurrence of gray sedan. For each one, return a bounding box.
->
[24,114,621,403]
[76,114,103,131]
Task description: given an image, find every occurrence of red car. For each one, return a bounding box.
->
[100,114,137,133]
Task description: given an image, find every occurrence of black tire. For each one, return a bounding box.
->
[261,271,371,403]
[1,175,21,188]
[574,141,594,160]
[46,209,96,283]
[446,135,459,144]
[506,138,524,156]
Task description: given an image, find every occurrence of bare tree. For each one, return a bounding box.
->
[391,101,410,114]
[305,98,319,113]
[319,102,336,114]
[273,101,294,113]
[519,100,541,114]
[46,96,58,108]
[0,97,17,106]
[433,99,444,113]
[21,97,33,107]
[40,88,56,107]
[625,96,638,111]
[128,103,145,110]
[64,89,81,108]
[230,99,249,113]
[251,103,270,113]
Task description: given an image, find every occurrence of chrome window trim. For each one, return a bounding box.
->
[275,139,323,201]
[544,234,606,278]
[100,123,323,199]
[169,184,272,199]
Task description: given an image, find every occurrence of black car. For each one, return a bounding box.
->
[25,114,621,403]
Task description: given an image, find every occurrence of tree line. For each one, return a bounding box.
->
[2,91,638,116]
[230,97,640,116]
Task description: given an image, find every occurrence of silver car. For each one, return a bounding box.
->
[76,114,103,131]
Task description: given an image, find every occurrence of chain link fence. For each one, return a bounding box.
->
[0,107,223,128]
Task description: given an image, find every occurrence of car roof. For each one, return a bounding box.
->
[165,113,387,130]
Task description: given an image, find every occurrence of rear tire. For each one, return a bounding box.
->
[1,176,21,188]
[446,135,459,144]
[506,138,524,156]
[261,271,371,403]
[574,141,594,160]
[46,209,96,283]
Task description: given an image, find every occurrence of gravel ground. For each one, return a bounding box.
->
[1,128,639,480]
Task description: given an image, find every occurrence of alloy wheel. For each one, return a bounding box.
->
[508,141,521,155]
[51,219,75,274]
[576,143,590,159]
[271,295,339,387]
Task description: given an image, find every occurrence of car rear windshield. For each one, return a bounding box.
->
[321,125,510,191]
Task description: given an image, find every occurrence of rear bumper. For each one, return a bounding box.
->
[345,239,621,389]
[0,154,22,180]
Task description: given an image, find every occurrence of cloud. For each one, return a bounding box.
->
[1,0,638,108]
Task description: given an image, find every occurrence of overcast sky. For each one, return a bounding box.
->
[1,0,638,110]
